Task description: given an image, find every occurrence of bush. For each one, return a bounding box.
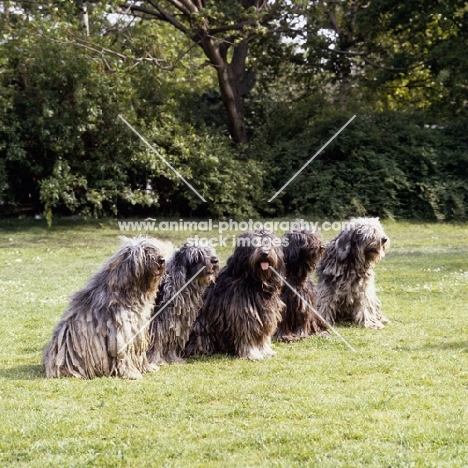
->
[0,23,263,220]
[251,108,468,220]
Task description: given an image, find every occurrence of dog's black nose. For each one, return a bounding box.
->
[381,237,388,245]
[260,250,269,258]
[158,257,165,265]
[211,257,219,264]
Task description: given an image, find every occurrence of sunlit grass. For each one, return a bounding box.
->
[1,218,467,467]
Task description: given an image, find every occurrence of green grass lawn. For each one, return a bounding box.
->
[1,218,467,467]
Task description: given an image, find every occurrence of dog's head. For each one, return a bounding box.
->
[168,243,220,289]
[109,236,166,291]
[228,229,285,285]
[283,227,325,279]
[342,218,388,264]
[320,218,388,276]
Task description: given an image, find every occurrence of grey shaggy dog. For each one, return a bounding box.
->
[184,230,286,360]
[43,236,166,379]
[274,227,328,342]
[147,243,219,365]
[316,217,389,329]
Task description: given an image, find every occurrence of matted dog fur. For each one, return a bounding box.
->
[317,217,389,329]
[147,243,219,365]
[184,230,285,360]
[43,236,166,379]
[275,227,328,341]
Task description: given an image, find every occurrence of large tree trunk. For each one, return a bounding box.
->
[126,0,266,144]
[216,62,248,145]
[201,37,249,145]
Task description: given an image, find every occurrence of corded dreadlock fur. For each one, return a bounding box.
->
[275,227,328,341]
[317,218,389,329]
[43,236,166,379]
[184,230,285,360]
[147,243,219,365]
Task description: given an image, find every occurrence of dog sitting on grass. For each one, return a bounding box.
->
[184,230,285,360]
[316,218,389,329]
[43,236,166,379]
[274,226,328,342]
[147,242,219,365]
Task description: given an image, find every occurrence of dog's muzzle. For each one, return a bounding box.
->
[260,251,271,271]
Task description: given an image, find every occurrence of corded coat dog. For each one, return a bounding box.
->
[43,236,166,379]
[316,218,389,329]
[275,227,328,341]
[184,230,285,360]
[147,243,219,365]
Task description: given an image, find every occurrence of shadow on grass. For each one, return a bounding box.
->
[0,364,44,380]
[185,353,237,364]
[392,341,468,353]
[423,341,468,351]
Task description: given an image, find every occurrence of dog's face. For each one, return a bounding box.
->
[362,231,388,263]
[113,236,166,291]
[176,244,220,286]
[231,229,285,283]
[339,218,389,265]
[187,246,220,286]
[284,229,325,276]
[250,243,278,281]
[143,243,167,279]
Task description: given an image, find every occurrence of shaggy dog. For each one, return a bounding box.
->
[184,230,285,360]
[147,243,219,365]
[43,236,166,379]
[274,227,328,341]
[316,217,389,329]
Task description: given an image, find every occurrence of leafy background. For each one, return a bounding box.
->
[0,1,467,221]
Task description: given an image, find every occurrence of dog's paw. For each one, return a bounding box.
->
[379,314,390,325]
[146,362,160,373]
[242,347,264,361]
[122,369,143,380]
[261,344,276,358]
[365,320,384,330]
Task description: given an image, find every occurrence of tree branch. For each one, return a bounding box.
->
[175,0,199,14]
[39,32,175,70]
[204,0,282,36]
[231,38,249,76]
[322,3,341,37]
[124,4,163,20]
[125,3,189,35]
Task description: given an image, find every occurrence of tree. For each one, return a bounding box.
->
[116,0,288,145]
[1,0,467,220]
[0,4,265,218]
[300,0,468,115]
[51,1,466,144]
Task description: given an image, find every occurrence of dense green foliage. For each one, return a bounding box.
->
[0,1,466,220]
[253,108,468,220]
